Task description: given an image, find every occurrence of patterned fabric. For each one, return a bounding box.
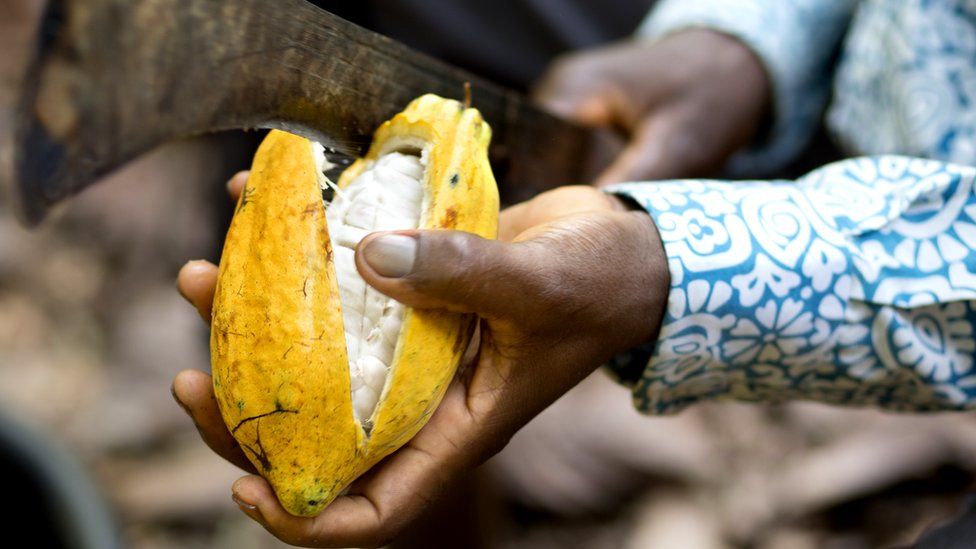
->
[828,0,976,165]
[607,156,976,413]
[640,0,976,171]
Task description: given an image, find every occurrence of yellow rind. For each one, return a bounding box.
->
[211,95,499,517]
[339,94,499,463]
[211,131,363,517]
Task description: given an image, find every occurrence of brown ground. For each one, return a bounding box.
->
[2,3,975,548]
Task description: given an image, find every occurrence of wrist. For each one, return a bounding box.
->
[599,192,671,350]
[595,208,670,388]
[627,209,670,348]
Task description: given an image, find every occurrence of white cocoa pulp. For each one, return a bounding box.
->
[314,144,425,432]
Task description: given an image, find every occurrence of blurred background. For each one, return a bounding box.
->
[3,1,976,548]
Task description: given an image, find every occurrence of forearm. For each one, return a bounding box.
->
[607,156,976,413]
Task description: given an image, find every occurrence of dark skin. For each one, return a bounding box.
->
[534,29,771,183]
[174,174,669,548]
[172,28,770,547]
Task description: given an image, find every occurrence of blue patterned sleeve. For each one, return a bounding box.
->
[606,156,976,413]
[637,0,858,174]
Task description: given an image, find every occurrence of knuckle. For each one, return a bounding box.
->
[418,231,483,284]
[443,230,481,261]
[264,520,320,548]
[404,232,492,313]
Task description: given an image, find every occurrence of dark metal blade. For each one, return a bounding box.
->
[8,0,619,225]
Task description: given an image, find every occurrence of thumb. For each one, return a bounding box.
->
[542,92,616,127]
[533,75,620,127]
[595,105,711,186]
[354,230,548,320]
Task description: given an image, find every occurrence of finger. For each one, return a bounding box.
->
[544,92,617,127]
[497,201,532,243]
[595,105,712,185]
[533,56,618,126]
[231,439,452,547]
[172,369,257,473]
[227,171,248,201]
[499,186,626,242]
[177,260,218,323]
[354,230,551,320]
[534,79,618,127]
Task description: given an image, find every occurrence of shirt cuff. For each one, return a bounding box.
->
[636,0,858,174]
[605,156,976,414]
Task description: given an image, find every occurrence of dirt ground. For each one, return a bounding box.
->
[3,2,976,548]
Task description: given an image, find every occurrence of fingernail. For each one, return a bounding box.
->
[228,171,248,191]
[232,492,258,511]
[362,234,417,278]
[177,261,207,292]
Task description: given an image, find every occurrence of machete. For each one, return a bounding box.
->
[7,0,620,225]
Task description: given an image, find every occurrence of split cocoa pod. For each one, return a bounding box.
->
[209,94,499,516]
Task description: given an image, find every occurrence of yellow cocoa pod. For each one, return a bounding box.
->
[210,94,499,516]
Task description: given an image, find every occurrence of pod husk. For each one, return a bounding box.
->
[211,94,499,516]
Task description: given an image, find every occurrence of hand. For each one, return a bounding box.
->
[173,175,669,547]
[534,29,771,184]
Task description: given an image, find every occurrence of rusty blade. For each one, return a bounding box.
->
[8,0,619,225]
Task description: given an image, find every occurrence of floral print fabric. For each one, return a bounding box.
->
[607,157,976,413]
[828,0,976,165]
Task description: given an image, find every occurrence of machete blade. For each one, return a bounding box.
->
[7,0,619,225]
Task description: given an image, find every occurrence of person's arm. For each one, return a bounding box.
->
[607,156,976,412]
[173,177,671,548]
[640,0,859,174]
[826,2,976,165]
[533,29,771,183]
